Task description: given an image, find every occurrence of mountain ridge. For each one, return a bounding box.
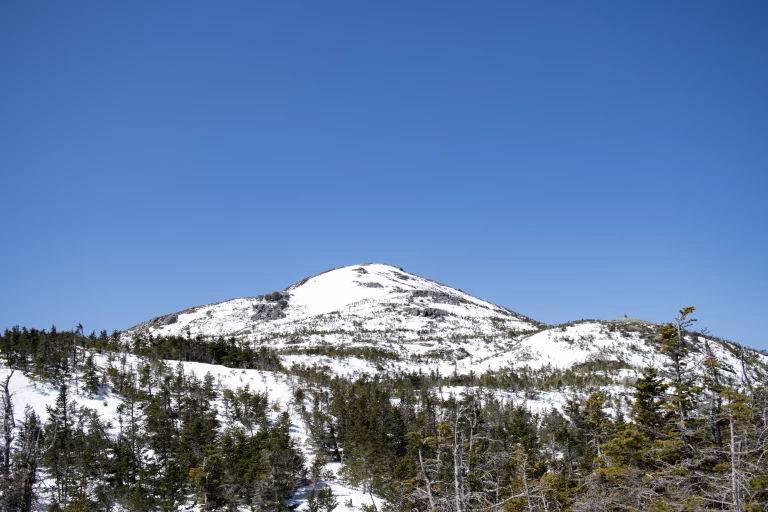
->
[124,263,768,384]
[4,263,768,511]
[131,262,543,333]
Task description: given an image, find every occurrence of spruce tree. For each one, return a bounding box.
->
[631,366,669,442]
[657,306,697,453]
[1,407,43,512]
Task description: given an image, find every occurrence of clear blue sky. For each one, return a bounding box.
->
[1,2,766,350]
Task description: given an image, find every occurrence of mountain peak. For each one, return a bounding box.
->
[123,263,768,383]
[126,262,540,352]
[286,262,410,292]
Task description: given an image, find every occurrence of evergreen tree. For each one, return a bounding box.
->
[0,406,44,512]
[82,354,100,397]
[583,391,612,462]
[45,384,77,506]
[657,306,697,453]
[631,366,669,442]
[317,487,338,512]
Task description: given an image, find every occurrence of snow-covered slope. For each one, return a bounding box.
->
[7,263,768,511]
[0,357,382,512]
[124,263,768,383]
[124,263,541,373]
[128,263,539,339]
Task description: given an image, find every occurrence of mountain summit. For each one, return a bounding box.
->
[125,263,768,382]
[129,263,540,341]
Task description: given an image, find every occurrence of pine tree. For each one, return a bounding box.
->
[0,407,44,512]
[82,354,100,397]
[701,336,725,448]
[62,477,97,512]
[657,306,696,453]
[307,488,319,512]
[189,453,226,510]
[583,391,611,462]
[631,366,669,442]
[317,486,338,511]
[259,411,304,510]
[45,384,77,506]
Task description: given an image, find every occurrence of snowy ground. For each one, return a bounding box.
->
[125,263,538,346]
[3,333,763,510]
[0,355,386,511]
[289,462,384,512]
[118,263,767,394]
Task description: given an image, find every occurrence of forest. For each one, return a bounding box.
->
[0,308,767,511]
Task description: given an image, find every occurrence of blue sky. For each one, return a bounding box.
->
[1,1,766,350]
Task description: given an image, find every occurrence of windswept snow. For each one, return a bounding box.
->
[125,263,538,342]
[122,264,767,385]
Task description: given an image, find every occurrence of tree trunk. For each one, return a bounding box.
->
[2,371,15,479]
[418,448,437,512]
[730,412,742,512]
[454,407,463,512]
[521,452,532,512]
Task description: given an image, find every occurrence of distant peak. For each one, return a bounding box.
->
[285,263,408,291]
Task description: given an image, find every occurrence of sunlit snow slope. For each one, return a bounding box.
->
[129,263,538,337]
[124,263,768,381]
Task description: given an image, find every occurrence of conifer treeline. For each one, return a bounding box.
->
[1,307,767,511]
[0,327,303,511]
[297,366,766,511]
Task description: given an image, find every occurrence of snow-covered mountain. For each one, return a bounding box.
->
[125,263,768,384]
[5,263,768,512]
[129,263,541,337]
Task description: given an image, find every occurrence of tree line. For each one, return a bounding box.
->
[299,308,768,511]
[0,327,303,511]
[1,307,767,510]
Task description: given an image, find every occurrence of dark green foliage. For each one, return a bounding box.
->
[131,334,282,371]
[0,326,305,511]
[313,487,338,511]
[631,366,669,442]
[1,306,768,511]
[282,345,402,363]
[0,407,44,512]
[81,354,100,397]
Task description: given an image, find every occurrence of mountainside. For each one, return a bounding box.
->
[125,263,768,384]
[3,263,768,511]
[127,262,540,340]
